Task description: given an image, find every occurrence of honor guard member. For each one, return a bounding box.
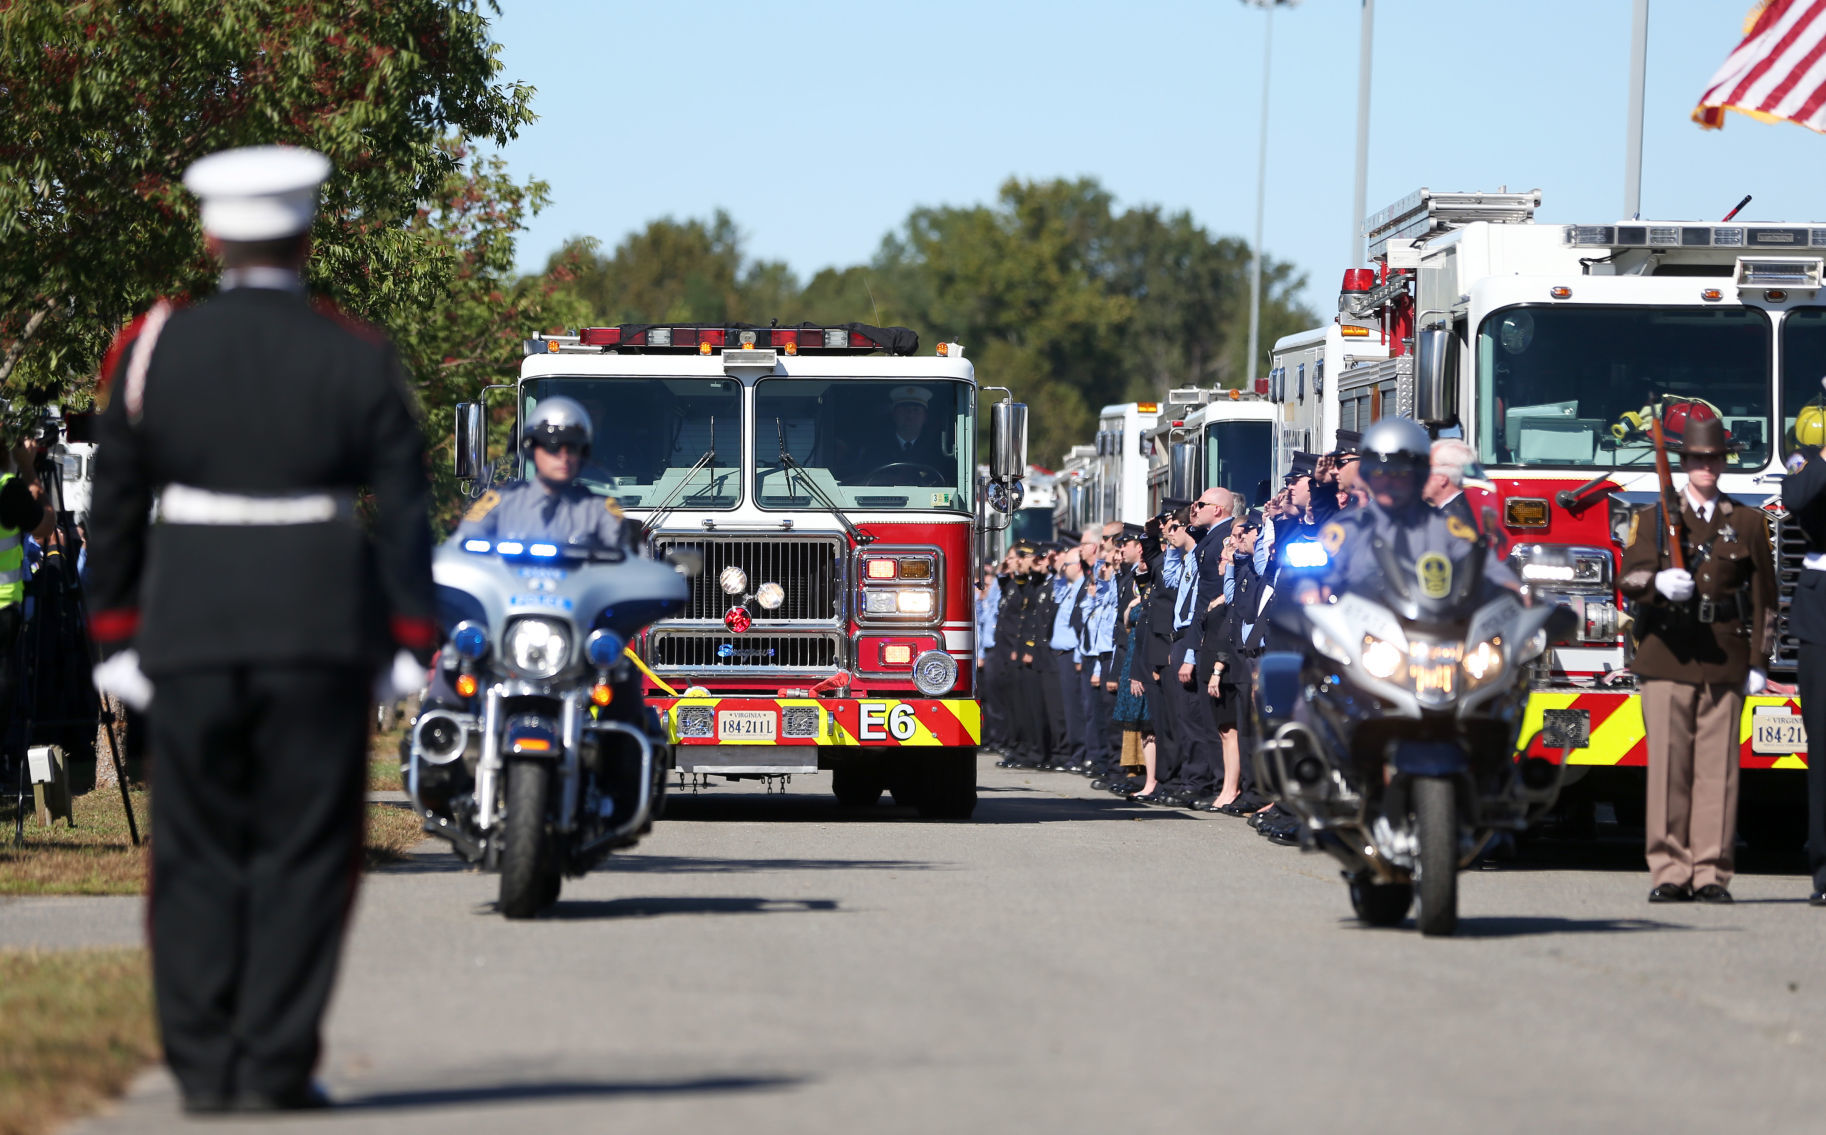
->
[1621,408,1776,904]
[993,540,1039,767]
[1316,418,1519,601]
[86,146,436,1114]
[452,396,633,550]
[1784,390,1826,906]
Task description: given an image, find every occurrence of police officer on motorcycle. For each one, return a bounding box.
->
[1315,417,1519,598]
[454,396,633,549]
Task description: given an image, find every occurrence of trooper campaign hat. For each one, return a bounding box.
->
[1672,406,1740,457]
[182,146,331,241]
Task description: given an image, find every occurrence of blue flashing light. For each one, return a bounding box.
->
[463,539,492,553]
[529,543,559,558]
[496,541,525,556]
[1283,540,1329,569]
[586,630,626,666]
[451,623,489,660]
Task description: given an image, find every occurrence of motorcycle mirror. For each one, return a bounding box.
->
[665,549,704,578]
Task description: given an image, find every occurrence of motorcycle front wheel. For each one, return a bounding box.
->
[499,759,556,920]
[1413,775,1460,937]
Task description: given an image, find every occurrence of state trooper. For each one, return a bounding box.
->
[453,396,633,549]
[1315,417,1519,601]
[86,146,435,1113]
[1621,407,1776,904]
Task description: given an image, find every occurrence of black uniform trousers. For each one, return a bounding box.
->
[979,654,1006,749]
[1165,669,1222,798]
[1015,655,1050,764]
[149,664,370,1101]
[1051,649,1089,768]
[1801,643,1826,891]
[1147,655,1185,786]
[1090,652,1118,774]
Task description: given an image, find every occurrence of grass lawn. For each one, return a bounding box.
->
[2,721,427,894]
[0,948,157,1135]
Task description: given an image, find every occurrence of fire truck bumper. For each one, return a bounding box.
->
[654,696,981,750]
[1518,690,1810,770]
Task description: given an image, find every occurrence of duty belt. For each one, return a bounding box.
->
[157,484,355,526]
[1690,594,1741,624]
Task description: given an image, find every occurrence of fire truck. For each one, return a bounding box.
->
[1272,187,1814,837]
[1143,387,1278,513]
[472,324,1027,820]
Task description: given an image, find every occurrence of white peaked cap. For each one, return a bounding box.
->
[181,145,331,240]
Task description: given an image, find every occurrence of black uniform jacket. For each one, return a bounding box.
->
[88,286,436,673]
[1142,552,1180,673]
[1784,451,1826,645]
[1618,493,1776,684]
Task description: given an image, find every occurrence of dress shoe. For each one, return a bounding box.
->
[1216,801,1253,816]
[1693,884,1734,904]
[1231,790,1271,811]
[1810,891,1826,907]
[235,1081,332,1112]
[1648,883,1693,903]
[1089,778,1110,792]
[1188,796,1217,811]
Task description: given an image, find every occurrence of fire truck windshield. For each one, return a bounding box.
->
[755,378,972,511]
[521,377,742,508]
[1474,305,1772,470]
[1778,308,1826,460]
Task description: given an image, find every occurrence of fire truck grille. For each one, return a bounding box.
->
[1772,514,1806,678]
[651,535,844,622]
[648,630,844,673]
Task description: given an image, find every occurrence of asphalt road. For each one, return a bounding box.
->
[35,762,1826,1135]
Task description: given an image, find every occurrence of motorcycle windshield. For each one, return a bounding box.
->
[1360,533,1490,627]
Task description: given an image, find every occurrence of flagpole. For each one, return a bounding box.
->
[1246,4,1273,388]
[1625,0,1649,218]
[1350,0,1374,264]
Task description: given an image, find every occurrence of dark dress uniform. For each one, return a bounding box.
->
[1619,483,1776,896]
[1781,448,1826,903]
[87,281,435,1106]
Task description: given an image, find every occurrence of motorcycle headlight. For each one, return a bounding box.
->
[1463,639,1504,683]
[1361,636,1404,680]
[505,618,572,679]
[1310,625,1352,666]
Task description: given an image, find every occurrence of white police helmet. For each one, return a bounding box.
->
[522,396,593,455]
[1359,417,1431,479]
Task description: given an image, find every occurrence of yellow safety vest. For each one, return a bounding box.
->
[0,474,23,607]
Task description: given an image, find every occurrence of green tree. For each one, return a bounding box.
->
[551,211,801,327]
[0,0,534,414]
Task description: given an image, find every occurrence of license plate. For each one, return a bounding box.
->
[1751,708,1807,754]
[717,710,776,741]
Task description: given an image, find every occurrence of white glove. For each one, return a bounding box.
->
[92,650,153,712]
[1654,568,1695,602]
[374,649,428,704]
[1745,667,1768,696]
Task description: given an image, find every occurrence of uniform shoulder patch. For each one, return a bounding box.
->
[464,490,501,523]
[1319,522,1347,554]
[603,495,624,518]
[1445,515,1478,542]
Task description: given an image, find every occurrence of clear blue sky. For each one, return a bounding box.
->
[489,0,1826,311]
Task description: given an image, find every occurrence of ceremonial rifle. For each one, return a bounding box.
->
[1650,406,1685,571]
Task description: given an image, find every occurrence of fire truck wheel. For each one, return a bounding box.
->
[914,748,978,821]
[831,764,886,808]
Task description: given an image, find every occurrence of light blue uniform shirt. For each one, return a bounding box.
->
[975,589,999,663]
[1084,569,1118,656]
[1049,575,1085,653]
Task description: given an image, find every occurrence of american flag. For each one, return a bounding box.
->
[1694,0,1826,132]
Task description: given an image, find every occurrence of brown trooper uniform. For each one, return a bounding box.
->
[1618,413,1776,899]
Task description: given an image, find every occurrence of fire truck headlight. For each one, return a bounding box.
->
[912,651,958,696]
[718,566,748,596]
[896,591,934,616]
[755,582,785,610]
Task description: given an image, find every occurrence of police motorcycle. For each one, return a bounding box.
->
[404,536,689,917]
[1253,498,1574,937]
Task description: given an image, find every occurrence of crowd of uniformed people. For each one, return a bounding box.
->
[976,432,1379,843]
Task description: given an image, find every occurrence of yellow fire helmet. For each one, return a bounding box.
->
[1797,402,1826,448]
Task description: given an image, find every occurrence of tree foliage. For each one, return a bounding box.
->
[0,0,536,424]
[547,178,1314,464]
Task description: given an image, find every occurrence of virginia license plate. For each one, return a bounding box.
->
[1751,708,1807,754]
[717,710,777,741]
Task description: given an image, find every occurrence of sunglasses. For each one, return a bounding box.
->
[535,440,583,455]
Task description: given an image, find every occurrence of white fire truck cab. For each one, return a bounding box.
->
[1286,188,1818,837]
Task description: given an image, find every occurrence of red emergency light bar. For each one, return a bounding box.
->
[572,323,917,356]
